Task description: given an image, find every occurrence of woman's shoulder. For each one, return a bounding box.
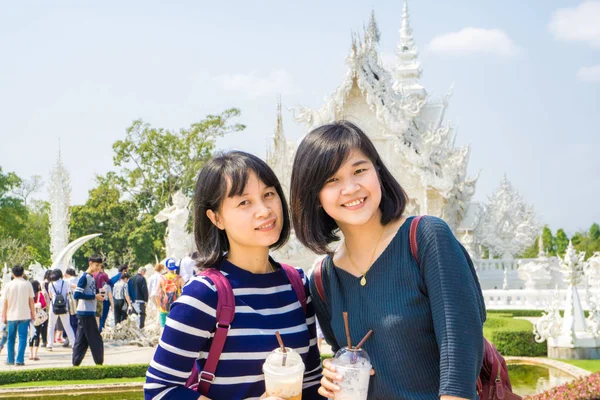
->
[416,215,453,237]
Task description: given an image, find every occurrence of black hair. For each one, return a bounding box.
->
[118,264,128,273]
[31,280,41,296]
[51,269,63,281]
[43,269,52,281]
[11,265,24,277]
[290,121,407,254]
[65,268,77,277]
[121,272,130,280]
[193,150,291,269]
[89,254,103,264]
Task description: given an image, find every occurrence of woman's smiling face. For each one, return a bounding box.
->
[318,148,382,229]
[208,170,284,251]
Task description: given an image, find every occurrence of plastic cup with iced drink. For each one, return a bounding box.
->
[332,346,372,400]
[263,347,305,400]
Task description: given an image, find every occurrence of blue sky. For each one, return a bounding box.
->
[1,1,598,234]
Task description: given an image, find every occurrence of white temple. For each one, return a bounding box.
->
[269,1,478,248]
[48,149,71,263]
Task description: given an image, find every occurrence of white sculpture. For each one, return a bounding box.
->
[50,233,102,273]
[48,149,71,263]
[517,235,558,290]
[474,176,538,259]
[154,190,194,260]
[101,313,160,347]
[533,241,600,358]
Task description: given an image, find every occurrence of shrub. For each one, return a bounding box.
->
[484,315,546,357]
[0,364,148,385]
[525,371,600,399]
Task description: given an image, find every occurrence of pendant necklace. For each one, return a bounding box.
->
[345,227,385,286]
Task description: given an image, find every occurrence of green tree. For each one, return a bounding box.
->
[555,229,569,257]
[20,200,51,265]
[69,174,164,268]
[590,223,600,242]
[518,236,539,258]
[0,167,27,240]
[541,226,555,256]
[112,109,245,213]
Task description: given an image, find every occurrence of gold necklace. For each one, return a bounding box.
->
[344,227,385,286]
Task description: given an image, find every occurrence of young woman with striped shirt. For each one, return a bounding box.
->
[144,151,324,400]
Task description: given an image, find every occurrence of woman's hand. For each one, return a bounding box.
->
[319,358,376,398]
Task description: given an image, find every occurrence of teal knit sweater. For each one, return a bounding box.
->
[310,216,486,400]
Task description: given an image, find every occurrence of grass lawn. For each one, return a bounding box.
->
[1,377,145,388]
[555,359,600,373]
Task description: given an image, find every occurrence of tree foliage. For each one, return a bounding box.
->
[69,174,164,268]
[112,108,245,213]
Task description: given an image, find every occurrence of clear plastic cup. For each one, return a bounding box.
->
[263,347,305,400]
[332,347,372,400]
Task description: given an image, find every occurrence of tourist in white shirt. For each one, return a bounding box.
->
[2,265,35,366]
[147,263,165,326]
[46,269,75,351]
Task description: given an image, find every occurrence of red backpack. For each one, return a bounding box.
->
[184,264,307,396]
[313,216,521,400]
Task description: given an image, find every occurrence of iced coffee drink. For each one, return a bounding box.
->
[332,347,372,400]
[263,347,304,400]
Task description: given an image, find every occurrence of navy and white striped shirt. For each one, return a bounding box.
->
[144,259,324,400]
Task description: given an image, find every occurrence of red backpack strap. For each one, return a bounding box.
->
[191,268,235,395]
[313,258,326,305]
[409,216,424,264]
[280,264,307,314]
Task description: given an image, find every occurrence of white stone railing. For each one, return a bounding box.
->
[483,289,593,311]
[473,258,538,272]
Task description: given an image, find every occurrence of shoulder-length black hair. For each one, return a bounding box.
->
[290,120,407,254]
[193,150,291,270]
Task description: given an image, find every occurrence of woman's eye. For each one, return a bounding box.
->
[355,168,367,174]
[238,200,250,207]
[325,177,338,184]
[264,191,276,198]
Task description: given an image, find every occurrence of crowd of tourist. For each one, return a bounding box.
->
[0,253,194,367]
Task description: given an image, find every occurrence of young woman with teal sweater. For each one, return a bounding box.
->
[290,121,486,400]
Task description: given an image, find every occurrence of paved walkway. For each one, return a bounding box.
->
[0,344,156,372]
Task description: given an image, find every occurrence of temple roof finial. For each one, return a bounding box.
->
[393,0,426,98]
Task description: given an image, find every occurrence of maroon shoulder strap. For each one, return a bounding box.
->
[190,268,235,395]
[280,264,307,314]
[410,216,424,265]
[313,258,326,304]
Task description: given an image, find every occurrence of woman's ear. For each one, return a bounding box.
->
[206,209,225,230]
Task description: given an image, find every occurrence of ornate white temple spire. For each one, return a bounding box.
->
[48,147,71,263]
[393,0,426,99]
[365,10,381,45]
[266,97,294,197]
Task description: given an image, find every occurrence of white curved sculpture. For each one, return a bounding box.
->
[154,190,193,260]
[50,233,102,272]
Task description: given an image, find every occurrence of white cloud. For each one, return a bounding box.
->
[549,1,600,48]
[214,69,300,96]
[427,27,520,57]
[577,65,600,83]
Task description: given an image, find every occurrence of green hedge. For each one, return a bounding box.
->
[488,309,589,318]
[0,364,148,385]
[484,315,546,357]
[488,310,545,317]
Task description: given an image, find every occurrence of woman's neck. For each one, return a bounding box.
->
[338,211,386,253]
[226,245,271,274]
